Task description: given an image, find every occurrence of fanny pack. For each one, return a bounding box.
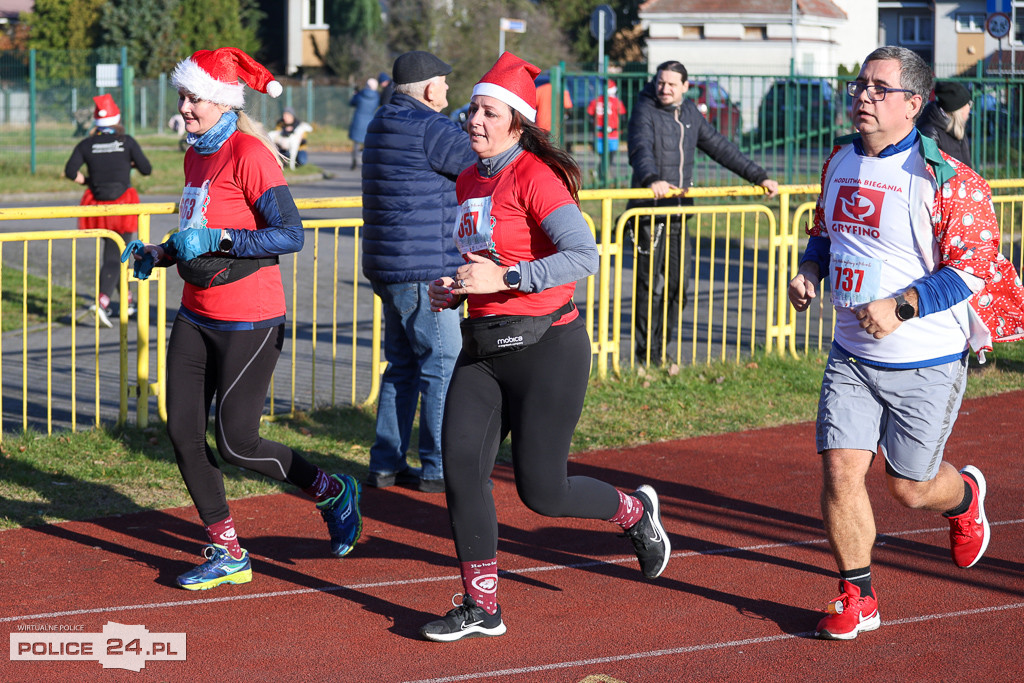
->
[460,301,575,359]
[176,254,279,289]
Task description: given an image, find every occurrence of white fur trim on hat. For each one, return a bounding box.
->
[172,58,246,108]
[472,82,537,122]
[94,112,120,127]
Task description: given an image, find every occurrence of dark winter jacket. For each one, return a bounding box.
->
[917,101,972,169]
[360,92,478,283]
[627,81,768,207]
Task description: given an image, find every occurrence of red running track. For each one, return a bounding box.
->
[2,390,1023,682]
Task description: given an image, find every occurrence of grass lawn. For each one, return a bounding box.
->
[1,343,1022,530]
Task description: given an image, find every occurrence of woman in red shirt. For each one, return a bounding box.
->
[123,48,362,591]
[421,53,671,642]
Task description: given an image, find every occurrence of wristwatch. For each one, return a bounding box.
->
[503,263,522,290]
[894,293,915,321]
[219,230,233,253]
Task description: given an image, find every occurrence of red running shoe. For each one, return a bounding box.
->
[949,465,990,568]
[815,580,880,640]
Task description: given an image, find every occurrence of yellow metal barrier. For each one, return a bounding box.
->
[3,180,1023,434]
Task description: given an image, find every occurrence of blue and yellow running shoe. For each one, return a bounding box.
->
[317,473,362,557]
[176,544,252,591]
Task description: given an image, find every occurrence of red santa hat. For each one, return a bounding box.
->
[608,79,618,95]
[93,94,120,127]
[472,52,541,122]
[171,47,282,109]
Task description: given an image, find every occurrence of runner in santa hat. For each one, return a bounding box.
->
[122,47,363,591]
[64,93,152,327]
[421,52,670,642]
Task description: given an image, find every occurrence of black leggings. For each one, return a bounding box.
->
[441,316,620,562]
[165,317,317,526]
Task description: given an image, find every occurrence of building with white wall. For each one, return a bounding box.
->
[638,0,877,77]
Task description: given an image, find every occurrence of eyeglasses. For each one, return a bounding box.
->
[846,82,916,102]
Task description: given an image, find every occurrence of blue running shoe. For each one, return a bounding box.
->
[176,544,252,591]
[317,474,362,557]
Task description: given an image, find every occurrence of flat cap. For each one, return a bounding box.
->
[392,51,452,85]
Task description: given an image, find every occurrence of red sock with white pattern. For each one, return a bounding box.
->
[206,516,244,560]
[303,468,343,503]
[608,489,645,529]
[460,558,499,615]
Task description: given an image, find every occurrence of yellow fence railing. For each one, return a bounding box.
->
[2,180,1024,435]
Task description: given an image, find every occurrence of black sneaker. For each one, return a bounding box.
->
[420,595,506,642]
[624,485,670,579]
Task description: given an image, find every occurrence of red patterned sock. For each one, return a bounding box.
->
[303,469,342,503]
[460,558,499,615]
[206,516,244,559]
[609,489,645,530]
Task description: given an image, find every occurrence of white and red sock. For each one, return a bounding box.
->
[609,489,644,530]
[206,516,244,559]
[303,469,343,503]
[460,558,499,615]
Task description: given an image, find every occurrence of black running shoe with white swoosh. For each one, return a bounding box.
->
[420,595,506,642]
[625,485,670,578]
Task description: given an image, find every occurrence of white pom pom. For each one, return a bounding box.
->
[266,80,283,98]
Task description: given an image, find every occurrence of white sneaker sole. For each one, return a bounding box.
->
[421,620,506,642]
[816,610,881,640]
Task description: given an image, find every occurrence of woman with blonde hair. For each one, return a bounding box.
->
[123,47,362,591]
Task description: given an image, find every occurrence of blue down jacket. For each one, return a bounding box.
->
[361,93,478,283]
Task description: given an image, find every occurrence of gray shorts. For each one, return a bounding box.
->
[815,348,967,481]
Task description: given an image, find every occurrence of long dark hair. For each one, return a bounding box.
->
[510,110,582,201]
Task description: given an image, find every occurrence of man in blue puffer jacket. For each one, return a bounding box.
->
[361,50,477,494]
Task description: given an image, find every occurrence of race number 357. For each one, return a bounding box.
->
[457,211,478,238]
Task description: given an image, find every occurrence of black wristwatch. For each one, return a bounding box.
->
[503,263,521,290]
[219,230,233,253]
[894,293,915,321]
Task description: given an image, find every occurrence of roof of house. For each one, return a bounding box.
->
[0,0,34,21]
[640,0,847,20]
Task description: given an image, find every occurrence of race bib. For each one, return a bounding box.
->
[178,181,211,232]
[830,252,882,308]
[454,196,496,257]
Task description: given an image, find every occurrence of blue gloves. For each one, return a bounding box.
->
[166,228,221,262]
[120,240,155,280]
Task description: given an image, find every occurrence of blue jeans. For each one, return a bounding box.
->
[369,280,460,481]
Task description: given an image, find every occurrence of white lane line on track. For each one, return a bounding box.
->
[399,602,1024,683]
[3,518,1022,623]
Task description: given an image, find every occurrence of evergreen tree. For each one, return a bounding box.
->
[98,0,181,78]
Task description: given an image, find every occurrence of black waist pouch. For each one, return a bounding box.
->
[176,254,279,289]
[460,301,575,359]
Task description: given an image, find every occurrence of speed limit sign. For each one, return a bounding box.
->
[987,13,1011,39]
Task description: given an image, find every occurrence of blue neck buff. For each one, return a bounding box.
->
[188,110,238,155]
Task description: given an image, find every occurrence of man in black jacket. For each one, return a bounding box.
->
[627,60,778,364]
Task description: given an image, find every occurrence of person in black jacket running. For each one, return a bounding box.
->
[65,94,151,327]
[626,61,778,364]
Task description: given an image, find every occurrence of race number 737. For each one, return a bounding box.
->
[834,265,865,294]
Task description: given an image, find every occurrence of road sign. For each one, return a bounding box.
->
[590,5,616,40]
[987,12,1011,39]
[500,17,526,33]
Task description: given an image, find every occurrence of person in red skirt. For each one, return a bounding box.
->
[64,94,152,327]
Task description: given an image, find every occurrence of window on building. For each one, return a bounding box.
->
[743,26,766,40]
[955,14,985,33]
[899,15,933,45]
